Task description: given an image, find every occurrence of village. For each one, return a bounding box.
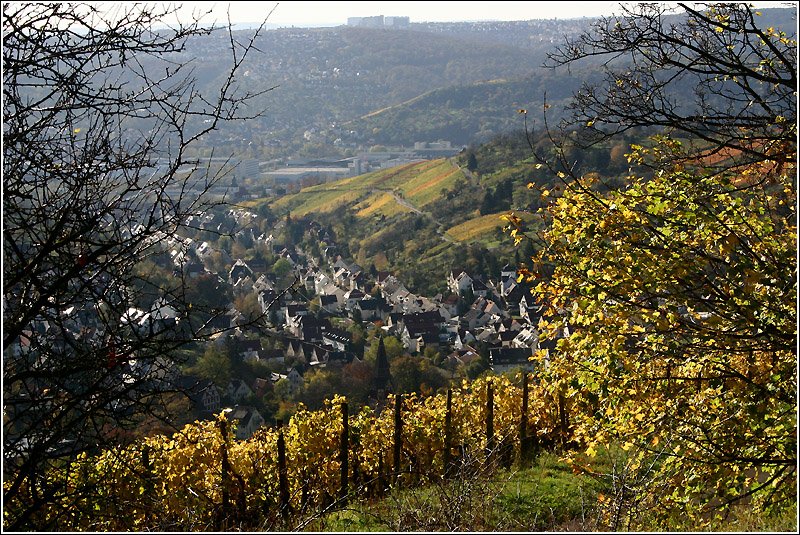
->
[134,204,558,439]
[5,193,562,443]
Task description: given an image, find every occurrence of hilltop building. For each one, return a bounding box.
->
[347,15,410,28]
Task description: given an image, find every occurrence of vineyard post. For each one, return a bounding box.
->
[444,388,453,478]
[277,423,290,523]
[218,417,231,531]
[485,380,494,461]
[520,372,529,464]
[378,452,386,494]
[558,389,568,448]
[141,445,155,523]
[339,401,349,506]
[393,393,403,487]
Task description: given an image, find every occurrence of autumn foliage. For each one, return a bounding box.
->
[4,376,565,531]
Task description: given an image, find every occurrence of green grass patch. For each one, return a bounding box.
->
[303,453,604,532]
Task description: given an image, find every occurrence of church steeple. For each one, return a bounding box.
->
[373,335,392,394]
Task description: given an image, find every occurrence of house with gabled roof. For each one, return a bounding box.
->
[247,257,268,275]
[448,269,473,294]
[502,283,527,309]
[258,289,280,316]
[319,294,341,314]
[500,263,517,281]
[440,293,460,318]
[237,338,263,362]
[471,278,490,298]
[315,271,333,293]
[481,298,505,318]
[285,339,312,364]
[498,330,518,347]
[253,274,275,294]
[179,374,221,415]
[355,298,388,322]
[226,379,253,403]
[348,270,368,291]
[453,328,477,350]
[285,303,309,325]
[232,274,255,294]
[331,257,350,271]
[252,377,272,398]
[512,327,539,350]
[488,347,536,374]
[229,405,264,440]
[445,345,482,368]
[278,247,300,267]
[343,289,366,311]
[333,266,350,286]
[520,295,546,325]
[229,259,253,283]
[319,282,346,306]
[399,311,443,353]
[461,307,490,330]
[321,326,351,351]
[271,369,304,395]
[287,314,326,343]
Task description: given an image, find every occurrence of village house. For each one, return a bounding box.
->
[228,405,264,440]
[488,347,536,374]
[237,338,263,363]
[512,327,539,350]
[321,325,351,351]
[444,345,482,368]
[270,368,304,395]
[226,378,254,403]
[355,298,388,322]
[448,269,473,295]
[179,375,221,415]
[319,294,341,314]
[343,288,366,311]
[229,259,254,283]
[399,311,443,353]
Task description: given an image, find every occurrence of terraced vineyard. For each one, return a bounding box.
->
[270,159,460,218]
[268,158,524,244]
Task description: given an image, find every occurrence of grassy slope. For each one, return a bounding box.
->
[302,453,602,532]
[302,451,797,532]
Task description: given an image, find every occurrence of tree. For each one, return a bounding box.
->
[340,358,375,405]
[466,150,478,172]
[546,3,795,172]
[2,3,273,529]
[389,355,423,395]
[365,333,405,362]
[272,257,293,280]
[510,3,796,527]
[192,344,232,389]
[390,355,447,395]
[233,292,262,325]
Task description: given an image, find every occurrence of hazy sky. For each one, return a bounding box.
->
[165,1,654,26]
[109,2,792,28]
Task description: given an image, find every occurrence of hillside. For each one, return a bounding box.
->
[178,25,555,157]
[178,8,796,160]
[344,72,592,146]
[264,155,546,293]
[272,160,462,218]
